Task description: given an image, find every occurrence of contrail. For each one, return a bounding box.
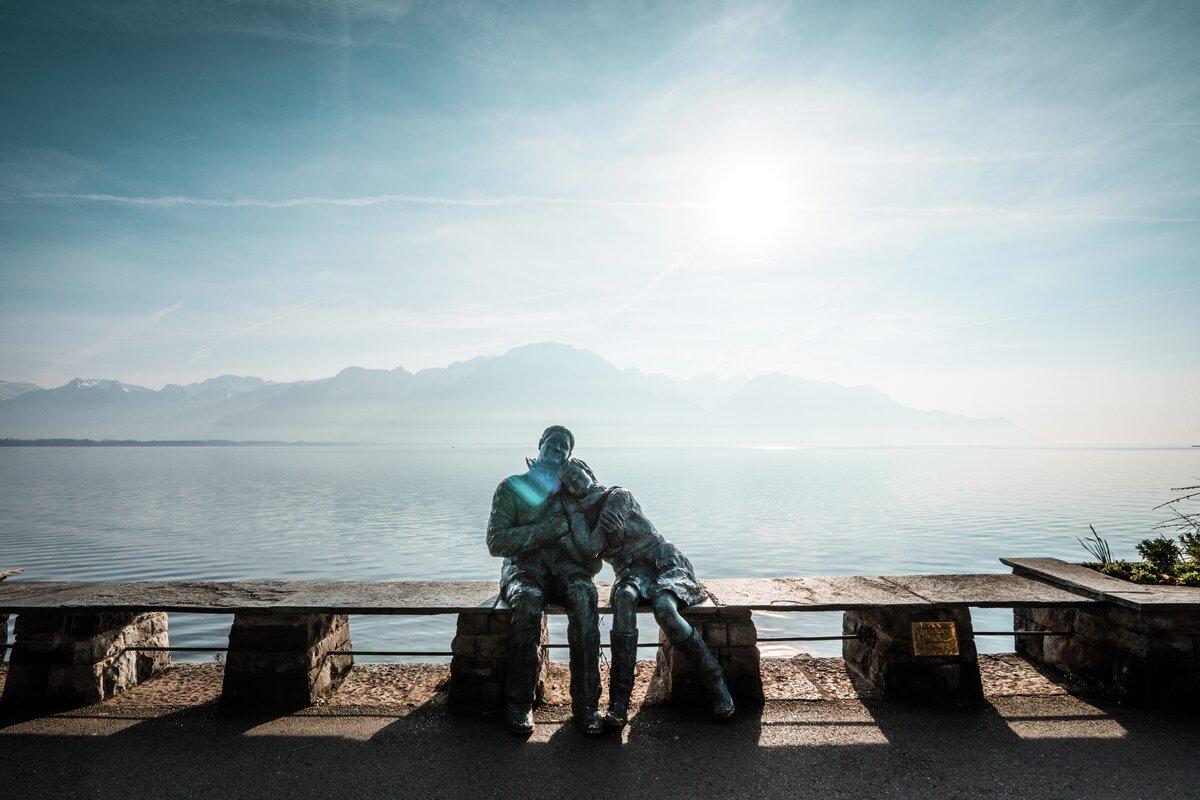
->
[54,301,184,372]
[192,301,317,360]
[600,240,703,326]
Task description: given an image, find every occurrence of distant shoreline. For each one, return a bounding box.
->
[0,438,1197,450]
[0,438,359,447]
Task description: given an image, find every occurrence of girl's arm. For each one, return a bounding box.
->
[569,504,605,559]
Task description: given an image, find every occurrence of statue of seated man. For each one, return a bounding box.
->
[486,426,603,737]
[560,459,735,729]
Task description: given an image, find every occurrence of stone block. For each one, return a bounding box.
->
[455,611,491,636]
[703,623,729,647]
[448,610,546,714]
[473,634,508,659]
[1014,604,1200,706]
[842,606,982,702]
[727,621,758,646]
[450,633,509,659]
[655,609,764,707]
[449,655,503,679]
[1,611,170,707]
[221,612,351,707]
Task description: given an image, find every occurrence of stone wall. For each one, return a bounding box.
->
[1015,605,1200,705]
[1,611,169,706]
[843,606,982,701]
[448,610,549,713]
[1,571,11,667]
[222,612,352,706]
[656,608,764,706]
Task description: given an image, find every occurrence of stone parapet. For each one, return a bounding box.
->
[842,606,983,701]
[448,610,549,713]
[221,612,352,706]
[656,607,765,706]
[0,611,169,707]
[1014,605,1200,705]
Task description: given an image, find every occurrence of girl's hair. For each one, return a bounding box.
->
[567,457,597,483]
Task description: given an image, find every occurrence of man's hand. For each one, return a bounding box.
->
[551,512,570,537]
[599,506,622,533]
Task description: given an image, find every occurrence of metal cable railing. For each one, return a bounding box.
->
[93,628,1067,659]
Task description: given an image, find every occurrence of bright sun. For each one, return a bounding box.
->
[705,161,793,247]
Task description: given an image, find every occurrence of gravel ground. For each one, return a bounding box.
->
[0,657,1194,799]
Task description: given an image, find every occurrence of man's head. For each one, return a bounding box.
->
[562,459,596,498]
[536,425,574,467]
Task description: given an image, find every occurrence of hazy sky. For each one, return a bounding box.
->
[1,1,1197,444]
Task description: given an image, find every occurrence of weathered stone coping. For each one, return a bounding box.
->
[0,572,1095,615]
[1001,557,1200,611]
[0,568,22,581]
[704,574,1096,609]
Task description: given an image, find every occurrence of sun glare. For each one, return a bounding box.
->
[705,161,793,247]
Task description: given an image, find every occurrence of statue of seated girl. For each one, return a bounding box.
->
[559,459,735,729]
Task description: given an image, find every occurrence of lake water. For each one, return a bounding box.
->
[2,446,1197,659]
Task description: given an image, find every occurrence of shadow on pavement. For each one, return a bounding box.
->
[2,661,1198,800]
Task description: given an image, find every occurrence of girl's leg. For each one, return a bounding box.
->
[605,584,641,728]
[612,584,640,634]
[650,592,692,642]
[651,593,735,719]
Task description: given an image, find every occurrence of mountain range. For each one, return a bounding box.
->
[0,343,1025,445]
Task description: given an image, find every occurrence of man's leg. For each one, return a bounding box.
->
[503,579,548,736]
[560,575,603,735]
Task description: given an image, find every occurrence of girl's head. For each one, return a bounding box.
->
[561,458,597,497]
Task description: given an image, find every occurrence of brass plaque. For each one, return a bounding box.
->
[911,621,959,657]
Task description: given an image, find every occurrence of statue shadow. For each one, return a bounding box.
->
[5,655,1200,800]
[4,689,1200,799]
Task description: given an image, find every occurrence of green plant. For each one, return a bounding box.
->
[1176,569,1200,587]
[1179,531,1200,564]
[1135,535,1181,575]
[1153,481,1200,542]
[1129,563,1161,584]
[1077,525,1113,565]
[1098,561,1134,581]
[1080,481,1200,586]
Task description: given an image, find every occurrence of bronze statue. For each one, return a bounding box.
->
[486,426,603,737]
[561,459,735,728]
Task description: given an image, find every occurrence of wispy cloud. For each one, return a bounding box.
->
[929,285,1200,334]
[20,192,702,211]
[18,192,1200,224]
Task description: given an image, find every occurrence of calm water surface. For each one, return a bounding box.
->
[2,446,1197,658]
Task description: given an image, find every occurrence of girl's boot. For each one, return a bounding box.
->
[672,628,735,720]
[605,630,638,729]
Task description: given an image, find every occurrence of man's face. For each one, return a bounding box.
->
[538,432,571,467]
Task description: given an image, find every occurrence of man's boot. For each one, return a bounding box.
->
[504,612,542,737]
[568,610,603,736]
[605,629,638,729]
[504,703,535,737]
[672,627,735,720]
